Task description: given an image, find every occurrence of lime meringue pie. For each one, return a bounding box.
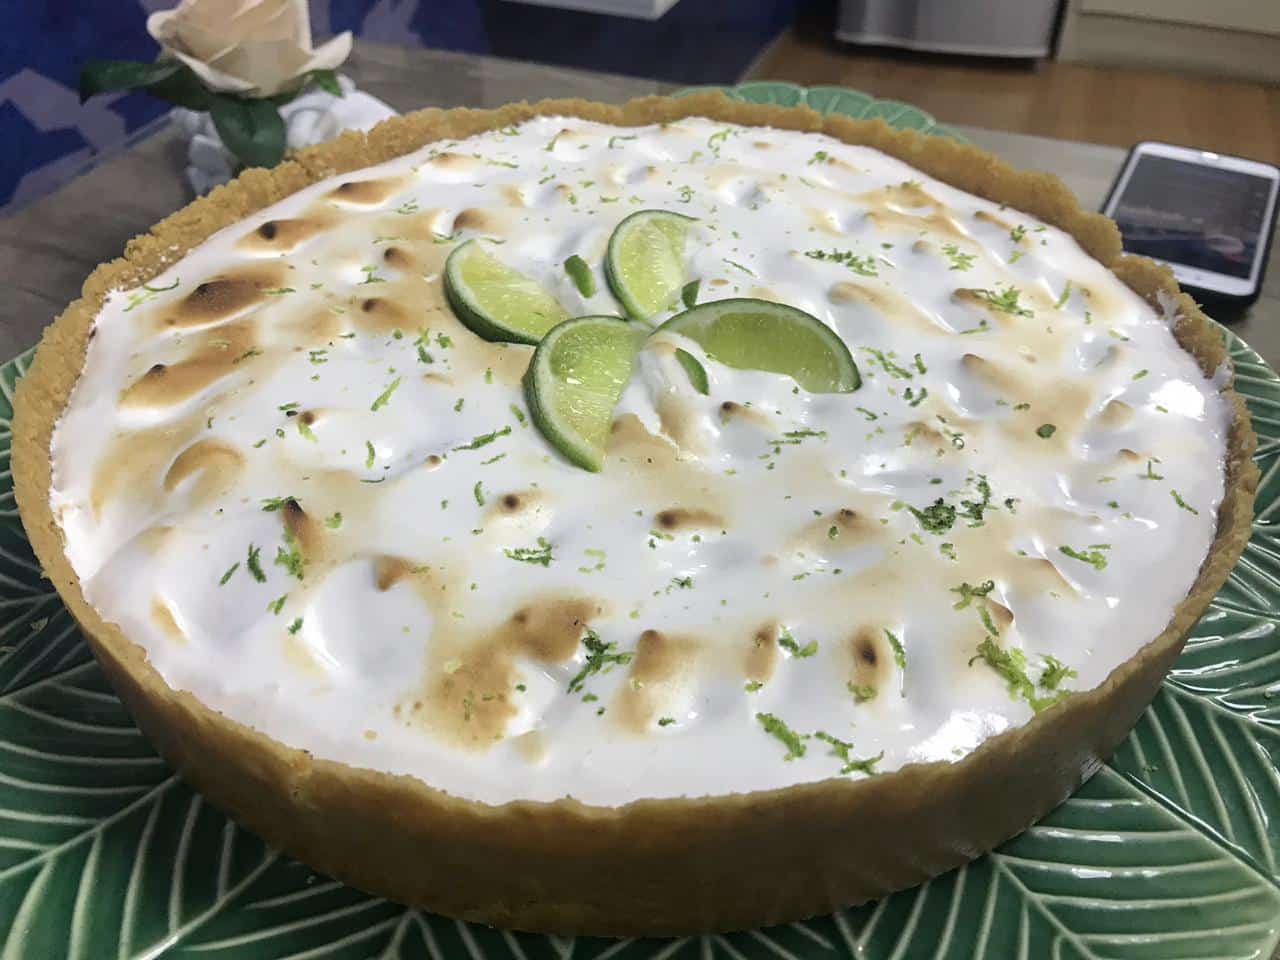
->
[14,95,1256,935]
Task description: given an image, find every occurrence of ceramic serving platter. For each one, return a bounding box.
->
[2,84,1278,959]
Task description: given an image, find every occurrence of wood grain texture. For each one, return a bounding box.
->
[749,24,1280,165]
[1059,5,1280,84]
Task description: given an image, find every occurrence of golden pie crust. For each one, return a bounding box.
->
[12,93,1259,935]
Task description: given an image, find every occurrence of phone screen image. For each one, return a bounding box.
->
[1112,154,1273,280]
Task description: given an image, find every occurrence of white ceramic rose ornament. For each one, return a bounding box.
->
[80,0,396,191]
[146,0,352,98]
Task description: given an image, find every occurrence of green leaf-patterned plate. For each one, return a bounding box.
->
[3,87,1279,958]
[675,81,969,143]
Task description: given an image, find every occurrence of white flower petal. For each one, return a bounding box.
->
[165,48,258,95]
[299,31,353,76]
[206,40,308,97]
[282,0,314,47]
[146,0,349,99]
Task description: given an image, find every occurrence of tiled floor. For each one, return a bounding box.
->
[749,17,1280,162]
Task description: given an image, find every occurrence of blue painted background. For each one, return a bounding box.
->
[0,0,811,213]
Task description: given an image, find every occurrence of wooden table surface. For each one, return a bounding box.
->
[2,42,1276,367]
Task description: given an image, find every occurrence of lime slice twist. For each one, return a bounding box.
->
[657,298,860,394]
[523,315,647,472]
[605,209,696,322]
[444,239,569,345]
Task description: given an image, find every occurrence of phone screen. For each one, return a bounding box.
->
[1112,154,1273,279]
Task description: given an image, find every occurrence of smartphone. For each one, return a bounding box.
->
[1102,141,1280,306]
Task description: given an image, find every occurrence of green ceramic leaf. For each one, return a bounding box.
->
[2,90,1279,958]
[1229,328,1280,459]
[804,85,875,117]
[673,84,745,102]
[843,769,1280,959]
[860,99,935,132]
[927,125,968,145]
[731,81,806,108]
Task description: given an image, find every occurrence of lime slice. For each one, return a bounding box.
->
[444,239,569,345]
[657,298,861,393]
[605,210,696,321]
[523,316,646,472]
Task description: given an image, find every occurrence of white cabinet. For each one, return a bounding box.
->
[1080,0,1280,35]
[1059,0,1280,82]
